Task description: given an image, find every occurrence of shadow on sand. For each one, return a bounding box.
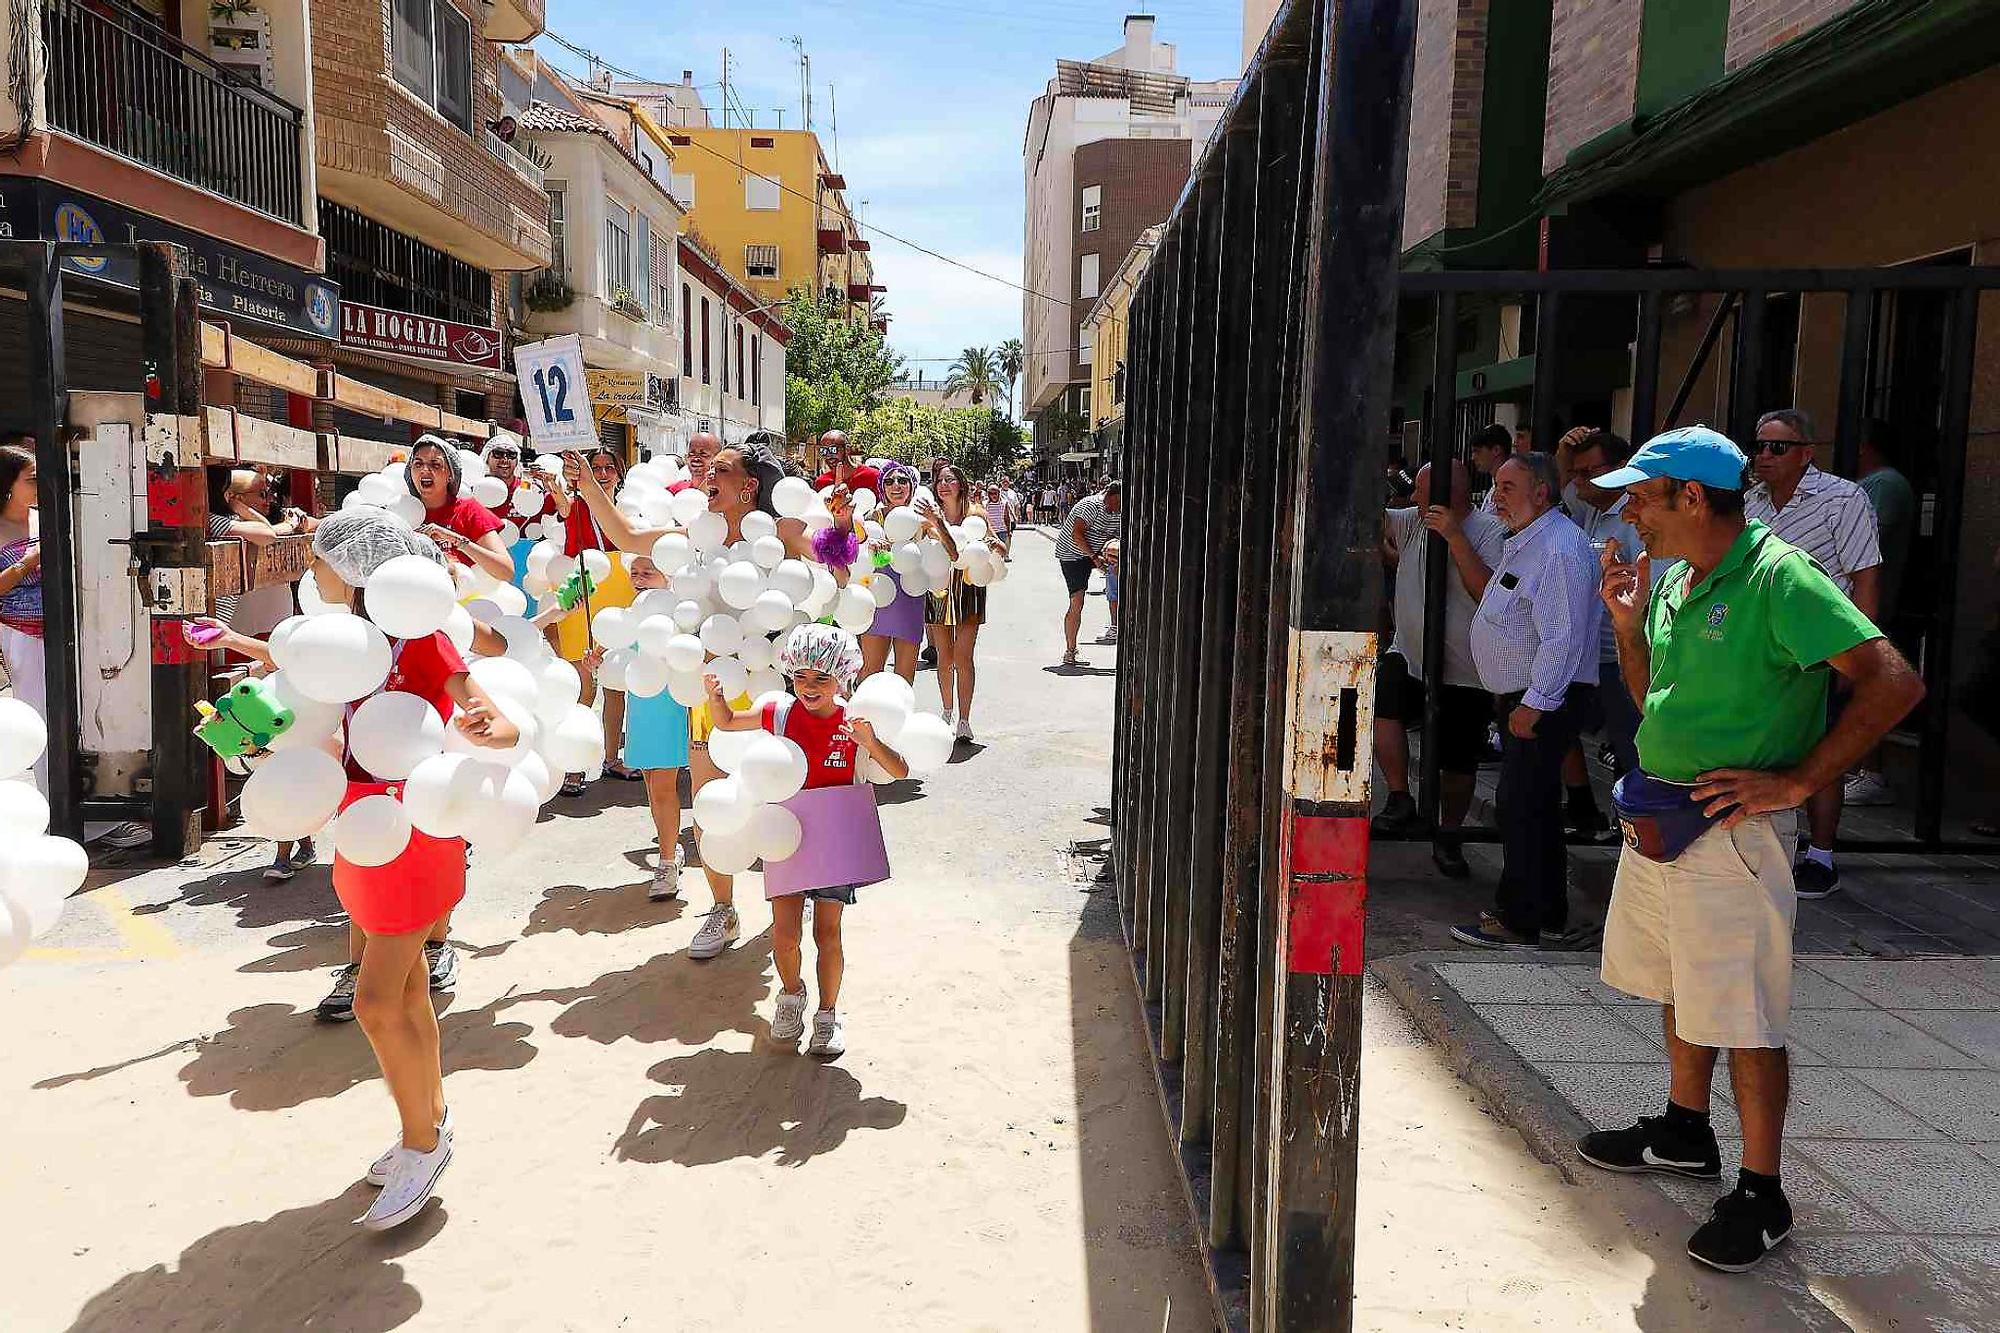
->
[521,882,684,938]
[614,1046,906,1168]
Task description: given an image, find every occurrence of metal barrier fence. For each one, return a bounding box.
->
[1112,0,1413,1327]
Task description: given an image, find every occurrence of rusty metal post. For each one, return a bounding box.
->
[1261,0,1414,1328]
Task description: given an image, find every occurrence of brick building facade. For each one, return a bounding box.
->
[1069,137,1193,416]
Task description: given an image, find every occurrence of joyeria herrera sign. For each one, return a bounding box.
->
[339,300,504,370]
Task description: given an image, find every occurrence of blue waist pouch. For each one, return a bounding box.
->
[1611,771,1731,863]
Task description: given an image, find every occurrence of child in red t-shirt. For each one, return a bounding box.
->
[704,625,907,1059]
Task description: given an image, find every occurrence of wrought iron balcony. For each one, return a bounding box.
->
[41,0,305,226]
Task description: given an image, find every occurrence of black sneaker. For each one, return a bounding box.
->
[1576,1114,1721,1179]
[1567,801,1614,843]
[1793,858,1840,900]
[1431,836,1470,879]
[1688,1183,1793,1272]
[425,942,458,993]
[1371,791,1423,837]
[315,963,359,1022]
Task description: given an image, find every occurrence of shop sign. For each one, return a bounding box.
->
[0,178,339,339]
[339,299,503,370]
[587,369,672,424]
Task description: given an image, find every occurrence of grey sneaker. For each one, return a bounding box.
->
[315,963,359,1022]
[263,853,295,882]
[771,987,809,1043]
[807,1008,846,1059]
[688,903,741,960]
[424,941,458,992]
[649,847,686,902]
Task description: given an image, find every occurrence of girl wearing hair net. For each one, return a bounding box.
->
[406,434,514,585]
[558,441,832,963]
[703,624,908,1059]
[202,508,521,1231]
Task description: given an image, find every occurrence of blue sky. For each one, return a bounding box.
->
[535,1,1243,383]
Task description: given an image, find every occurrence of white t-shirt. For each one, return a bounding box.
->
[1386,505,1507,690]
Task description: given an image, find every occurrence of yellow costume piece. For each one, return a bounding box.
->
[688,691,754,746]
[553,551,637,662]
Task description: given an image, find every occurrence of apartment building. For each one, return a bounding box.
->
[1080,223,1159,474]
[675,234,789,449]
[1020,15,1233,471]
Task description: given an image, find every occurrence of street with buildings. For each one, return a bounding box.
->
[4,0,2000,1328]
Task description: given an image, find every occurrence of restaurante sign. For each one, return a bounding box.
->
[339,300,504,370]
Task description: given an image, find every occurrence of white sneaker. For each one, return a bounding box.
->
[954,719,973,743]
[940,709,955,728]
[807,1008,846,1058]
[649,847,686,902]
[1844,770,1895,806]
[771,987,809,1043]
[367,1106,454,1187]
[360,1134,451,1230]
[688,903,741,959]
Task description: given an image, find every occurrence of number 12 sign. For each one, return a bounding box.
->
[512,333,599,452]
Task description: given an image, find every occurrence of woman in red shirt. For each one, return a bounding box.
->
[405,435,514,585]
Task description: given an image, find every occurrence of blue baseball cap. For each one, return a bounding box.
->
[1594,425,1748,492]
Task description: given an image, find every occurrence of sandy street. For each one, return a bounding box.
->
[4,533,1788,1331]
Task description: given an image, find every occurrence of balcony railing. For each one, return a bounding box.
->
[483,129,545,190]
[42,0,305,226]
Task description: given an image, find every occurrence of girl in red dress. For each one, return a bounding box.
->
[704,625,907,1059]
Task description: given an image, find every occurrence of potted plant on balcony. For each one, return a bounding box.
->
[526,272,573,312]
[609,285,646,321]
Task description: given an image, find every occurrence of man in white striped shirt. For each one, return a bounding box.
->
[1455,452,1604,950]
[1745,408,1883,899]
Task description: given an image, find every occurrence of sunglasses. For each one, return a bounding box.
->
[487,450,519,461]
[1751,439,1802,456]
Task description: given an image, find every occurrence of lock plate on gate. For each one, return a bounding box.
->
[146,566,208,615]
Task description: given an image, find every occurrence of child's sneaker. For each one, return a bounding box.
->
[649,847,686,902]
[807,1008,846,1059]
[771,987,809,1043]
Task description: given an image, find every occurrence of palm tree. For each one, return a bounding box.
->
[945,345,1001,406]
[996,337,1024,419]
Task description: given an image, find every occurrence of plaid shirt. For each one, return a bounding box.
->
[1745,466,1881,594]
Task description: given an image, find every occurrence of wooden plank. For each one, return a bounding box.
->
[200,321,229,369]
[233,412,318,469]
[246,533,312,589]
[202,406,237,461]
[330,433,402,476]
[438,410,491,440]
[205,540,245,599]
[328,372,442,431]
[226,331,321,398]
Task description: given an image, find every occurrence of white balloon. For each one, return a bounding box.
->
[852,488,877,514]
[542,703,606,773]
[667,670,708,708]
[456,448,487,482]
[650,532,695,574]
[581,548,614,583]
[534,659,582,722]
[884,507,923,545]
[740,510,778,543]
[388,493,426,528]
[498,520,522,545]
[0,835,87,938]
[547,553,577,585]
[671,597,709,633]
[670,488,709,526]
[834,585,876,634]
[638,492,674,526]
[593,606,638,651]
[241,747,345,840]
[987,556,1010,585]
[963,550,994,587]
[688,510,729,552]
[698,821,760,876]
[739,733,808,804]
[333,793,412,867]
[465,597,503,625]
[274,615,391,704]
[804,566,839,616]
[442,693,539,765]
[749,803,803,862]
[749,588,797,633]
[768,559,814,606]
[265,672,345,751]
[624,652,670,699]
[596,648,634,691]
[866,573,898,608]
[898,712,955,775]
[472,475,508,508]
[442,603,476,655]
[672,567,716,603]
[527,541,559,579]
[717,562,765,610]
[707,656,749,702]
[772,476,814,519]
[460,762,540,853]
[889,542,924,577]
[663,633,706,674]
[402,753,469,837]
[737,634,775,672]
[0,780,48,837]
[347,691,446,780]
[920,541,952,580]
[692,775,756,835]
[707,723,756,774]
[750,535,786,570]
[0,696,48,779]
[700,613,745,657]
[634,614,680,660]
[850,673,914,745]
[511,484,545,518]
[493,615,545,662]
[746,667,785,699]
[469,657,539,711]
[488,581,529,618]
[963,514,990,542]
[517,749,561,804]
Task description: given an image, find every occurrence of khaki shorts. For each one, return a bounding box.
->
[1601,810,1799,1049]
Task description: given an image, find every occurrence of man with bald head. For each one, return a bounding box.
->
[1373,458,1507,876]
[813,429,880,495]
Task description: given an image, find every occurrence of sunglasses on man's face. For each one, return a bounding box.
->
[1751,438,1802,456]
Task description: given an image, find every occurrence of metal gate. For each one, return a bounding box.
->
[1112,0,1413,1327]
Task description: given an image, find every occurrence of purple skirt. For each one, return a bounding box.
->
[867,570,926,644]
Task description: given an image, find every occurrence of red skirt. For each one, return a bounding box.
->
[331,780,467,936]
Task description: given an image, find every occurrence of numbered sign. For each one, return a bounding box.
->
[512,334,599,452]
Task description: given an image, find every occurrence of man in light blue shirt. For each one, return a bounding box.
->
[1565,430,1646,783]
[1458,452,1603,950]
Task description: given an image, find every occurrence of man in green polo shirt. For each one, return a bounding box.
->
[1574,425,1922,1274]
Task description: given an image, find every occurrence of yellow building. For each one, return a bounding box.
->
[650,124,882,324]
[1080,225,1158,453]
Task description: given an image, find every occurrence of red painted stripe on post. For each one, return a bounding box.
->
[1286,811,1369,976]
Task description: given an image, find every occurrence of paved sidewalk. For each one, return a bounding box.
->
[1378,950,2000,1330]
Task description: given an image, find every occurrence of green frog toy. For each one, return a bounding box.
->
[194,677,295,757]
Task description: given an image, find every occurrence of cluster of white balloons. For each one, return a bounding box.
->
[238,503,603,867]
[872,502,1010,594]
[0,699,89,966]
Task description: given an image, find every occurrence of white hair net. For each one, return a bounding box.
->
[481,429,526,463]
[313,507,445,587]
[404,433,461,500]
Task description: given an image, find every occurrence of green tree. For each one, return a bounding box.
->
[779,286,903,442]
[944,346,1001,406]
[849,402,1026,478]
[995,337,1024,418]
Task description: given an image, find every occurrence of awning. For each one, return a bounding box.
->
[1059,449,1099,462]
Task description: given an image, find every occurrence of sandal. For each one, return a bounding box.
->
[603,763,644,781]
[559,777,587,798]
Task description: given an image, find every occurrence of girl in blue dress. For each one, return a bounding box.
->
[589,554,690,901]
